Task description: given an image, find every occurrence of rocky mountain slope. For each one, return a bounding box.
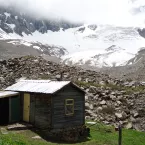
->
[0,6,73,60]
[1,6,145,68]
[0,6,80,36]
[102,47,145,81]
[0,38,68,60]
[62,25,145,67]
[1,55,145,131]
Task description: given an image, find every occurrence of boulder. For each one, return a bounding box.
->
[97,107,103,113]
[78,77,82,81]
[100,100,106,105]
[122,112,127,119]
[110,95,116,100]
[130,116,136,123]
[85,116,91,120]
[89,86,97,94]
[0,77,5,83]
[85,95,89,100]
[85,103,90,109]
[99,81,105,85]
[87,93,94,101]
[134,112,139,118]
[117,101,122,105]
[89,104,94,110]
[126,122,133,129]
[115,113,123,119]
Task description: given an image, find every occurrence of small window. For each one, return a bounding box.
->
[65,99,74,116]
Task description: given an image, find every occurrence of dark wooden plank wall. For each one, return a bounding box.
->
[20,93,24,121]
[19,93,51,129]
[52,84,85,129]
[34,94,51,129]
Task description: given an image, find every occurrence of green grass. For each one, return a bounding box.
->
[0,123,145,145]
[88,123,145,145]
[75,81,145,95]
[40,74,51,80]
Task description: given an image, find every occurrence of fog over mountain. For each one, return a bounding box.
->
[1,0,145,26]
[1,0,145,68]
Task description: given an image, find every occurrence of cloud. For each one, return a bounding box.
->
[0,0,145,27]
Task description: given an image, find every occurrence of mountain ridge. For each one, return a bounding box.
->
[1,6,145,68]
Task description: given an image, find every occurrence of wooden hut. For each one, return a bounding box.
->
[5,80,85,131]
[0,91,20,124]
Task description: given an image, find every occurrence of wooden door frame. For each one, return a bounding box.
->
[23,93,30,122]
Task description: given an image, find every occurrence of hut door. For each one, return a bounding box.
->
[10,96,20,123]
[23,93,30,122]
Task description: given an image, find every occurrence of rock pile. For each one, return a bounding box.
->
[0,56,110,89]
[0,56,145,131]
[84,85,145,131]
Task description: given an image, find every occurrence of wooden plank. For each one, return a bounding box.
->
[34,94,51,129]
[30,95,35,124]
[23,93,30,122]
[52,84,85,129]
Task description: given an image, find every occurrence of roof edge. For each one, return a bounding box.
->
[53,82,85,95]
[0,91,19,98]
[5,80,85,95]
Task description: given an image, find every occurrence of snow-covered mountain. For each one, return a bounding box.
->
[18,24,145,68]
[126,47,145,65]
[1,6,145,68]
[63,45,135,67]
[61,25,145,67]
[0,39,68,59]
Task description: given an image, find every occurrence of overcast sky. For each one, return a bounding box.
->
[0,0,145,27]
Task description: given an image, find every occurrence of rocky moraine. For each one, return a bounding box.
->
[0,56,145,131]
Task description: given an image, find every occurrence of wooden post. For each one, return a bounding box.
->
[118,123,122,145]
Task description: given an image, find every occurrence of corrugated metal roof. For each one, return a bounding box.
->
[5,80,71,94]
[0,91,19,98]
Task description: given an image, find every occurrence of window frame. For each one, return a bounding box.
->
[65,99,74,116]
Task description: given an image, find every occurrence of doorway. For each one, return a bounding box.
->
[0,98,9,124]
